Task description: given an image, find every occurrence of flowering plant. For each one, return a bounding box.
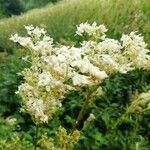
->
[10,22,150,149]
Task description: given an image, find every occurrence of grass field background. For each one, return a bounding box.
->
[0,0,150,53]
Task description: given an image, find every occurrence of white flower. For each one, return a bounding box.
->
[32,27,46,37]
[57,54,66,62]
[121,32,147,48]
[99,54,120,72]
[89,66,108,80]
[99,24,107,34]
[70,47,83,60]
[34,40,53,53]
[98,39,122,54]
[24,25,34,32]
[20,37,32,47]
[10,34,33,47]
[10,33,19,42]
[71,58,91,73]
[72,73,91,86]
[11,23,150,125]
[41,115,48,123]
[76,22,87,36]
[76,22,107,37]
[38,71,52,87]
[81,41,97,54]
[32,99,48,123]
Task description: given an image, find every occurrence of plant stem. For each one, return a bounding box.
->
[113,113,128,130]
[34,125,39,150]
[113,98,140,130]
[73,88,92,130]
[112,107,132,130]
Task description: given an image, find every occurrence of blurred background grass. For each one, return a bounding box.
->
[0,0,59,18]
[0,0,150,54]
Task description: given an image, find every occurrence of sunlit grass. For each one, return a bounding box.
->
[0,0,150,53]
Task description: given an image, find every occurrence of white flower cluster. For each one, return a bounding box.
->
[76,22,150,74]
[10,22,150,124]
[56,126,80,150]
[129,91,150,112]
[76,22,107,39]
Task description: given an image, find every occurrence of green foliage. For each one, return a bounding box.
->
[20,0,60,11]
[60,72,150,150]
[0,54,28,115]
[0,117,33,150]
[0,0,60,20]
[0,0,24,18]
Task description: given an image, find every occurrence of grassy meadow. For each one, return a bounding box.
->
[0,0,150,53]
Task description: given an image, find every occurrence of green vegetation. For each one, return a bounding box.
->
[0,0,59,20]
[0,0,150,149]
[21,0,59,11]
[0,0,24,18]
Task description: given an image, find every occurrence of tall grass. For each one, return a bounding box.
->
[0,0,150,53]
